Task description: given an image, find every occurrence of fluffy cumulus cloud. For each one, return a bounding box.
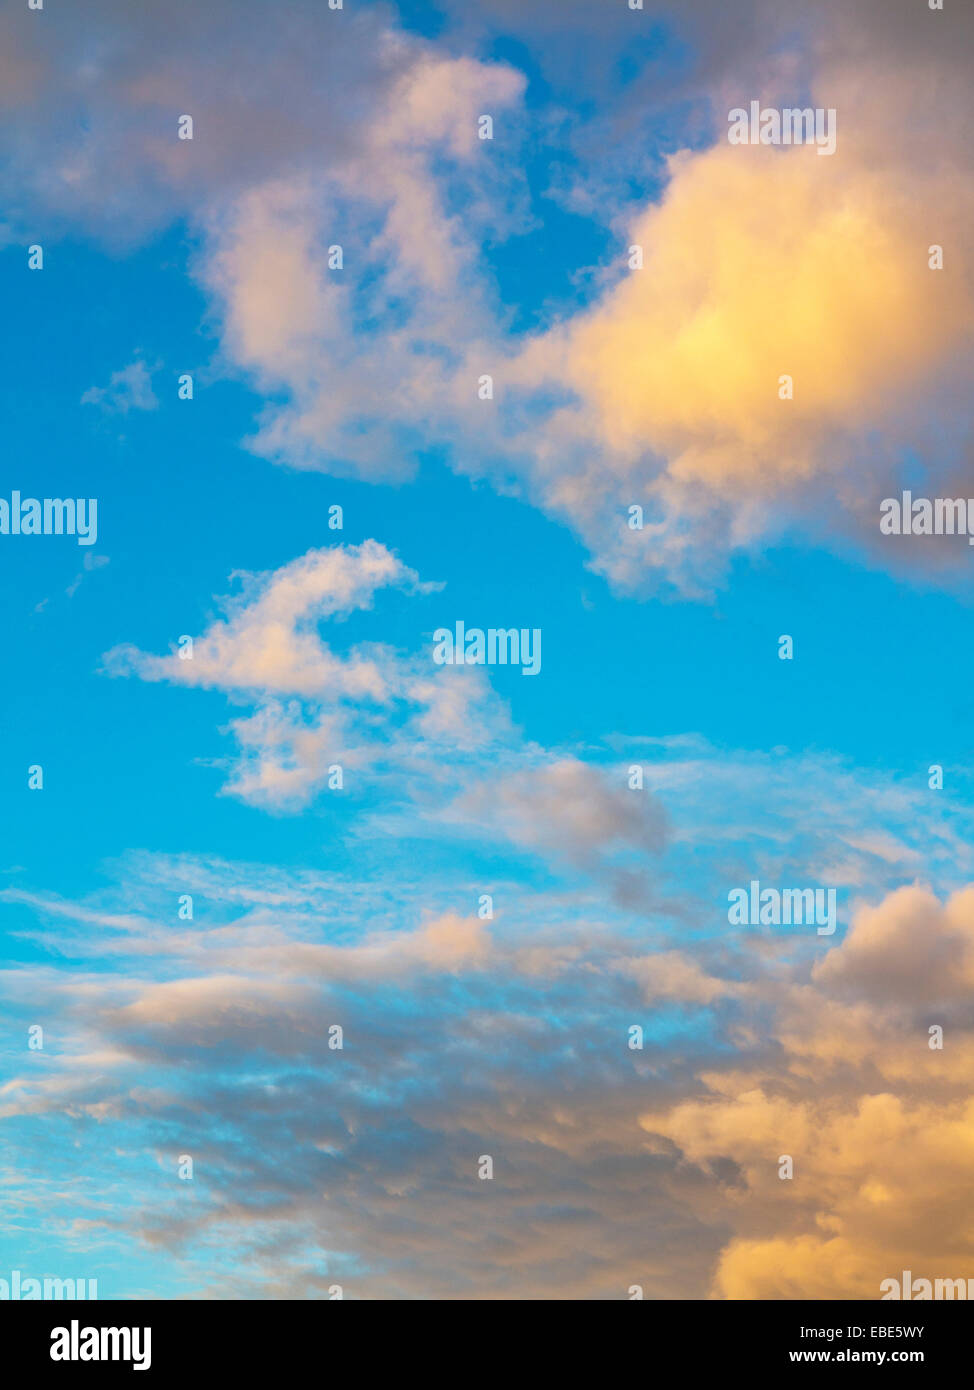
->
[510,137,972,589]
[494,7,974,592]
[641,882,974,1299]
[813,883,974,1007]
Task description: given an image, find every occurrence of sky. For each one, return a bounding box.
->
[2,0,974,1300]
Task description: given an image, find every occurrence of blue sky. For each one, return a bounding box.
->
[3,0,974,1300]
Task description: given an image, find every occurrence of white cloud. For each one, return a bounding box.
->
[103,540,508,809]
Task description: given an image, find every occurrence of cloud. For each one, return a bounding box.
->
[641,879,974,1298]
[453,757,668,869]
[624,950,740,1005]
[814,883,974,1007]
[6,0,974,595]
[656,1086,974,1300]
[190,6,974,595]
[66,552,110,600]
[6,0,974,1301]
[102,540,508,809]
[103,912,490,1053]
[81,358,159,414]
[503,76,974,592]
[6,801,974,1295]
[0,0,428,242]
[714,1233,874,1301]
[106,540,430,697]
[0,847,731,1295]
[529,151,963,482]
[196,51,525,479]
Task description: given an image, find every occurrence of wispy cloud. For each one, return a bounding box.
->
[81,358,159,414]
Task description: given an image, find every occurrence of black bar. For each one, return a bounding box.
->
[3,1299,970,1376]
